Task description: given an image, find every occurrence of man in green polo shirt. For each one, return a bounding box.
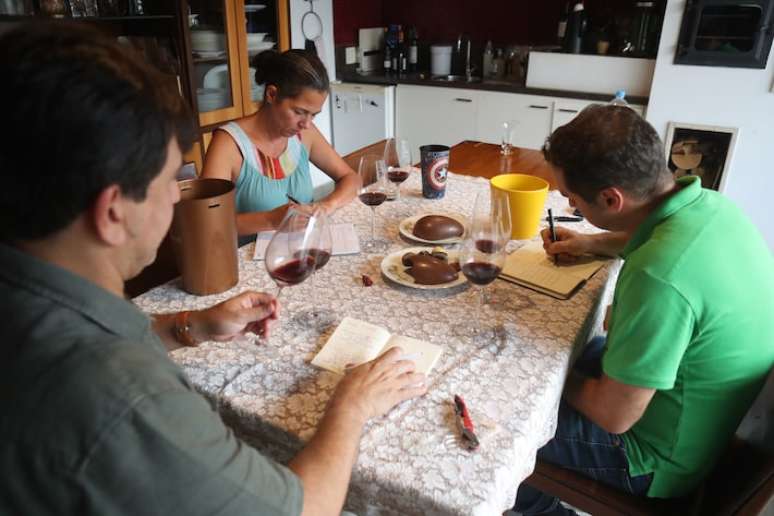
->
[0,24,426,515]
[514,105,774,515]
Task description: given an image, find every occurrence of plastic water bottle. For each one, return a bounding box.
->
[609,90,629,106]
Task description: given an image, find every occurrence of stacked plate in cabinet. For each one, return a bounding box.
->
[191,30,226,59]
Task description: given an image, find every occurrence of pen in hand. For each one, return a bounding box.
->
[286,194,301,205]
[547,208,558,266]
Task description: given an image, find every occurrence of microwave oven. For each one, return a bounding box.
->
[675,0,774,68]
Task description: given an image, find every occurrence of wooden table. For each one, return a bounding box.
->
[448,141,556,188]
[134,170,616,515]
[342,139,556,189]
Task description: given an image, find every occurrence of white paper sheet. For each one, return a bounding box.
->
[252,222,360,260]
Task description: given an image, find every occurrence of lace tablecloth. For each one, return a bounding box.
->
[134,172,617,516]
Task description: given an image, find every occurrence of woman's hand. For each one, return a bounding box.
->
[190,291,279,342]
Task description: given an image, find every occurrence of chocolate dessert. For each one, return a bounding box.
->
[412,215,464,241]
[402,250,459,285]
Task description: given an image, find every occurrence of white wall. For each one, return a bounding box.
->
[289,0,336,195]
[646,0,774,251]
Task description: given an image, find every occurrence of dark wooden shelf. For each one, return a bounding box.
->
[0,14,177,37]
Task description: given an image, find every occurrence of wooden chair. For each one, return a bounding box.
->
[342,139,387,183]
[523,368,774,516]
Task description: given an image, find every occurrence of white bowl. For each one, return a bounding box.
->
[247,32,268,43]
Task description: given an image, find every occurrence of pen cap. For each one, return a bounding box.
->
[490,174,549,239]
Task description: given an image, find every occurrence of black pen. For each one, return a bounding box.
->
[545,215,583,222]
[547,208,558,266]
[286,194,301,205]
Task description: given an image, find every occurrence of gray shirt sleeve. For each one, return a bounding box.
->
[76,389,303,516]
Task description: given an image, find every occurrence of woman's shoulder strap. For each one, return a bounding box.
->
[216,121,260,171]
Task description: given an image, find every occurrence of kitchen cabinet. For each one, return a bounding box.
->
[188,0,290,169]
[551,99,646,132]
[396,85,477,161]
[0,1,290,173]
[395,84,647,157]
[476,91,554,150]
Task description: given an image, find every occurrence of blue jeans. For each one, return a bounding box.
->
[513,337,653,515]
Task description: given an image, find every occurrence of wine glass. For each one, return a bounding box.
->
[383,137,412,201]
[456,192,509,338]
[357,154,390,253]
[264,208,323,301]
[500,120,518,156]
[291,213,336,329]
[484,187,512,305]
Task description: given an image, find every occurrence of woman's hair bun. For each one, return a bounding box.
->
[251,49,279,85]
[251,48,329,100]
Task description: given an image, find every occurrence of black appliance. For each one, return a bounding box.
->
[675,0,774,68]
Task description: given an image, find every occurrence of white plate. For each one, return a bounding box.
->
[248,41,276,54]
[193,50,227,59]
[247,32,268,42]
[202,64,229,89]
[398,213,467,245]
[380,247,466,290]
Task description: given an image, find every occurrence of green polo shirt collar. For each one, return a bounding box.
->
[0,243,152,343]
[621,176,702,259]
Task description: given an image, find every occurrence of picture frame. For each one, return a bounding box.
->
[664,122,739,192]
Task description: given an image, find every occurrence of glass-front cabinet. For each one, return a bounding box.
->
[0,0,289,171]
[187,0,289,161]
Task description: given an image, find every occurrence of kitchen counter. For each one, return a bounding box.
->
[337,68,650,105]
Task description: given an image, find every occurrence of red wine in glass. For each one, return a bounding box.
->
[475,239,501,254]
[268,255,316,286]
[307,248,331,269]
[462,262,502,286]
[387,169,410,183]
[359,192,387,206]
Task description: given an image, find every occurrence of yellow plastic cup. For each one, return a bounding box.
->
[490,174,550,239]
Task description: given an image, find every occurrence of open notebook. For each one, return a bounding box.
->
[252,222,360,260]
[499,241,610,300]
[312,317,443,375]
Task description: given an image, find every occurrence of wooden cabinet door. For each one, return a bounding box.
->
[396,85,477,161]
[235,0,290,116]
[190,0,245,126]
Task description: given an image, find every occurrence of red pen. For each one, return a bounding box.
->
[454,395,480,451]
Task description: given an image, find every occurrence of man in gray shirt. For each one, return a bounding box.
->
[0,23,426,515]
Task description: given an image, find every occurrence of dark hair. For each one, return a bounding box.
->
[252,49,329,100]
[543,104,670,202]
[0,22,195,242]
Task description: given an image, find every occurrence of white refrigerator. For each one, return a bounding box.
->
[331,82,395,157]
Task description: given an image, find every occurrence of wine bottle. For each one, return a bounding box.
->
[408,27,419,73]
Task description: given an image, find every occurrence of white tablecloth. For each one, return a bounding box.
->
[134,172,617,516]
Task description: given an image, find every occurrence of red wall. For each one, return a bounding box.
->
[333,0,629,47]
[333,0,384,46]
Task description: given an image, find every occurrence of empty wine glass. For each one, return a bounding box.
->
[384,137,413,201]
[484,188,512,305]
[264,208,323,301]
[291,213,336,329]
[500,120,518,156]
[357,154,390,253]
[455,192,509,339]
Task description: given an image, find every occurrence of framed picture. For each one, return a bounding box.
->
[664,122,739,192]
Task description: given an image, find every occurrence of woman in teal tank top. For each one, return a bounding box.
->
[201,49,360,238]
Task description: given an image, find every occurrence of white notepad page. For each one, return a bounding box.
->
[252,223,360,260]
